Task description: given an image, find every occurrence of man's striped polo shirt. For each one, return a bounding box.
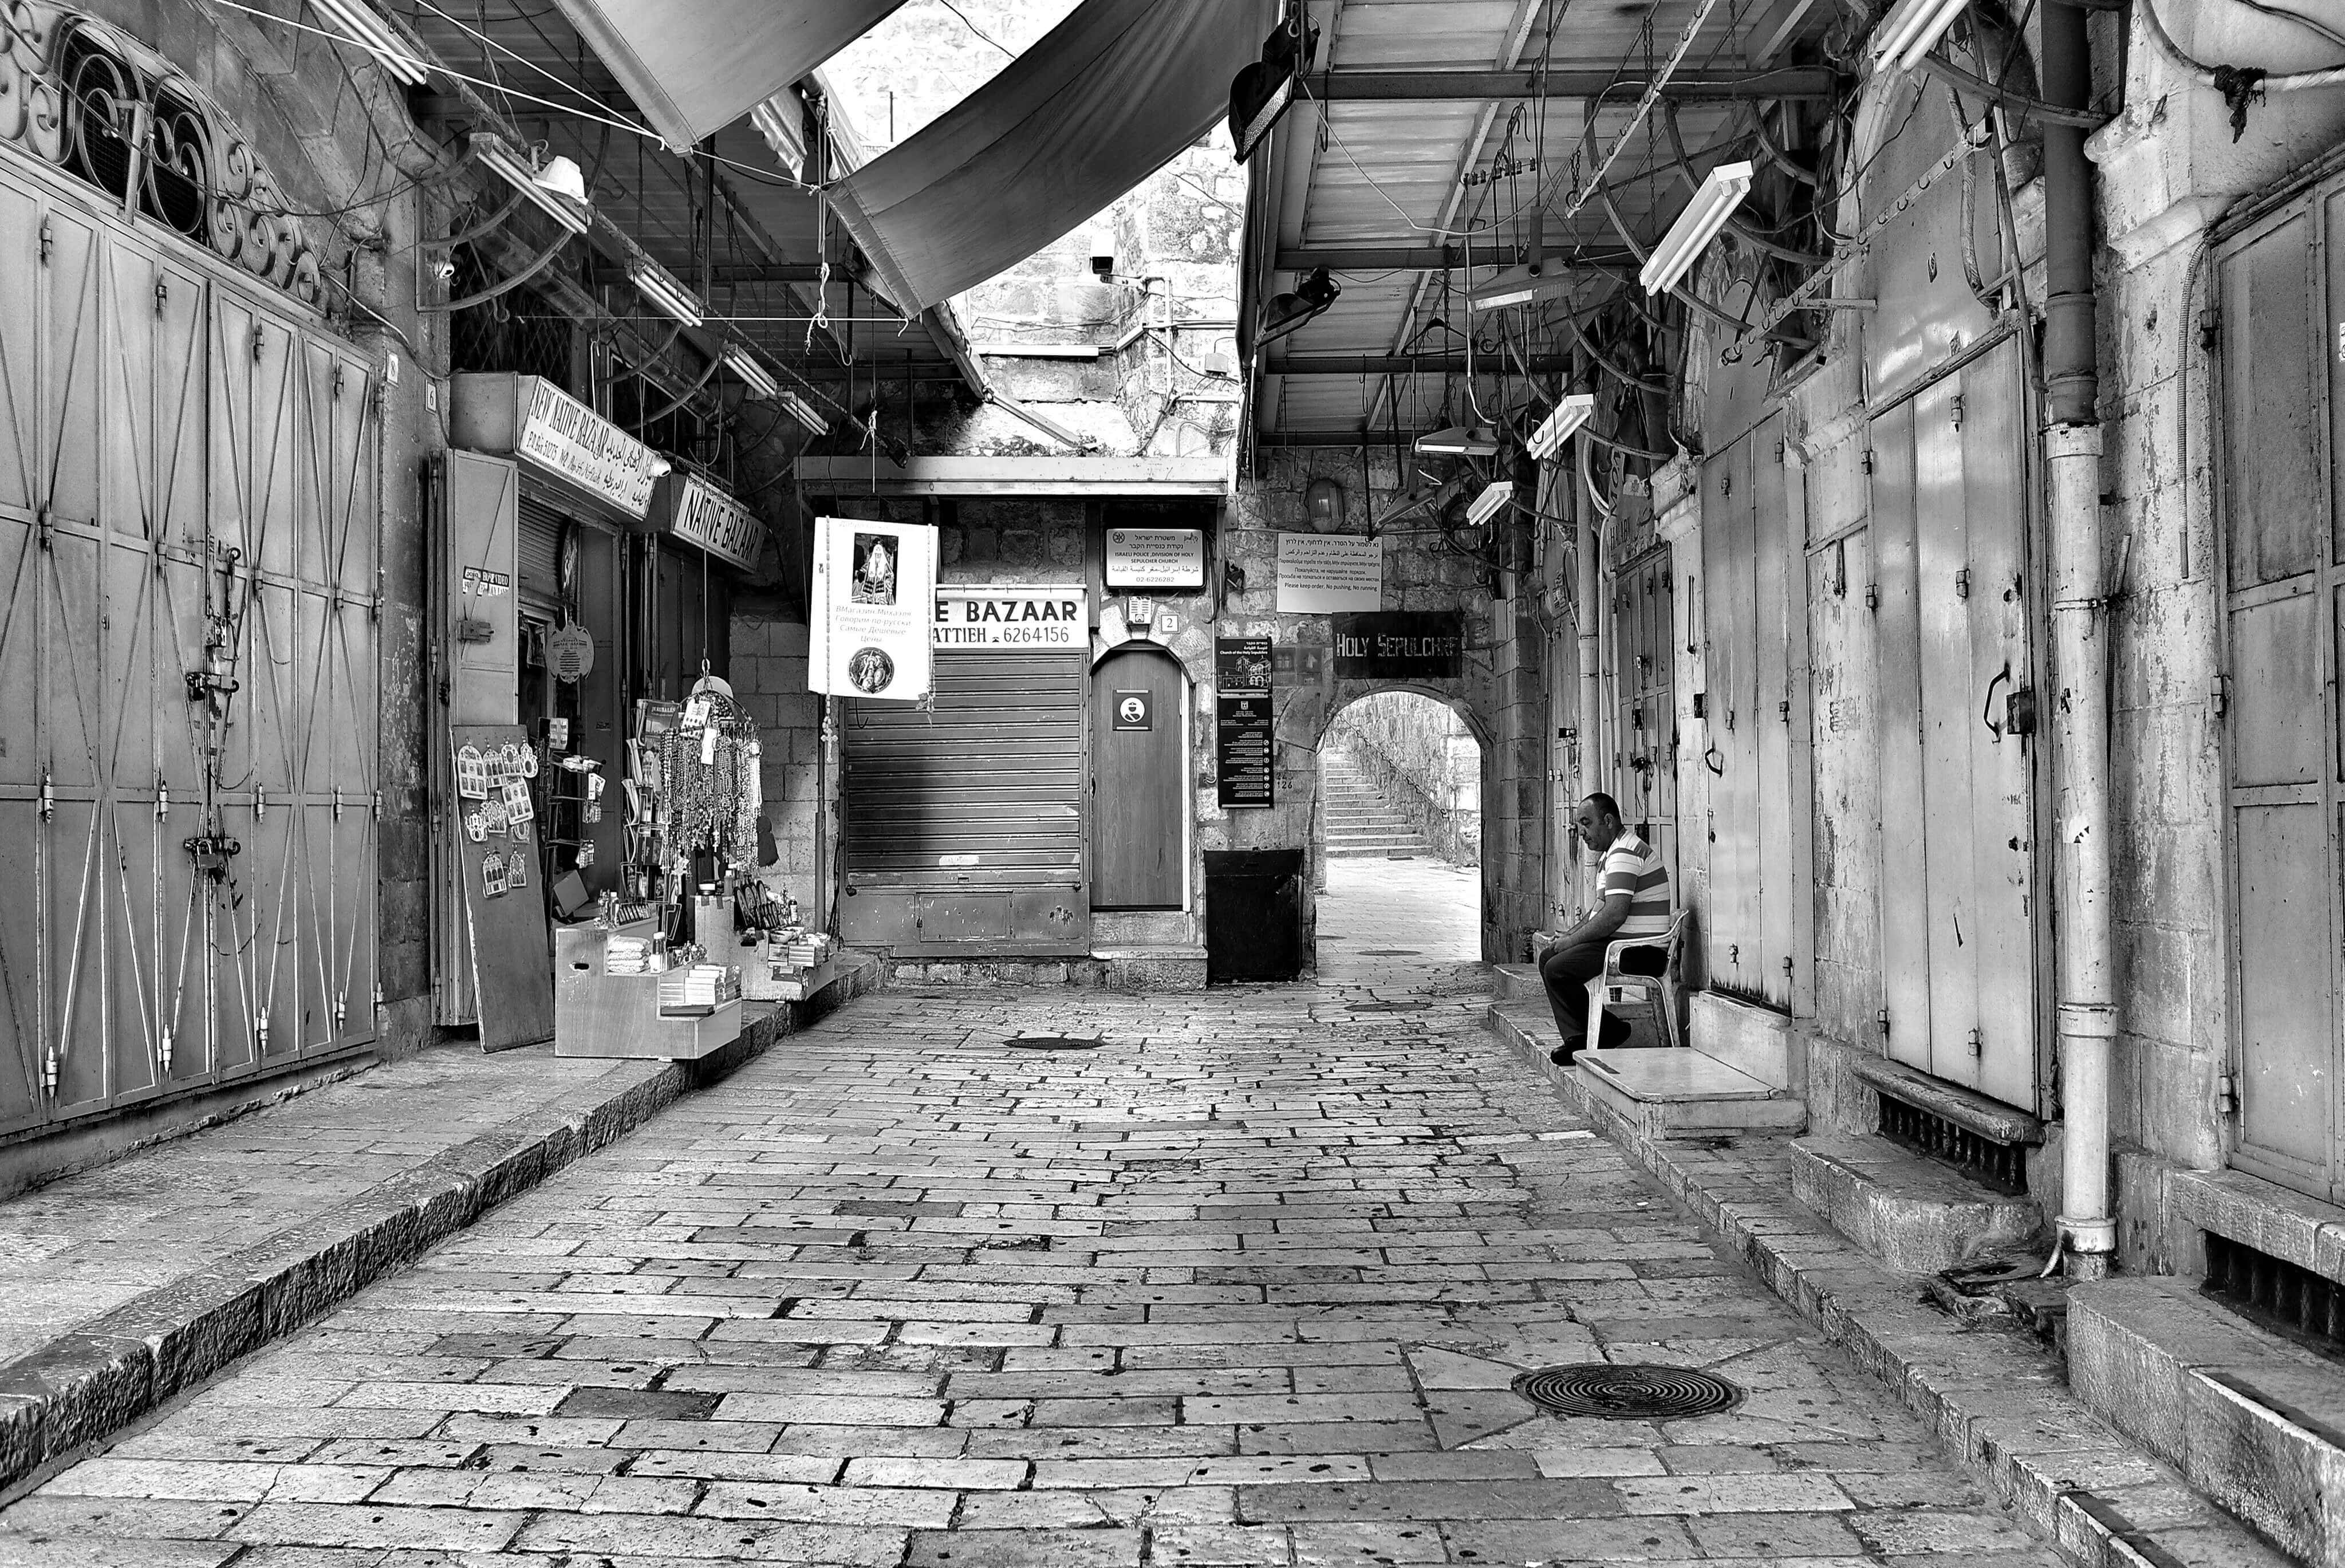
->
[1602,831,1673,937]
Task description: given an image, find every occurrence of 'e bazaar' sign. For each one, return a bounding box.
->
[933,586,1088,651]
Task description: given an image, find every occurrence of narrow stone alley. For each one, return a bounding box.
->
[0,968,2061,1568]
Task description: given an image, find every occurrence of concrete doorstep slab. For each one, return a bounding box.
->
[1482,992,2292,1568]
[0,953,880,1501]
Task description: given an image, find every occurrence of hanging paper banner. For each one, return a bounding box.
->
[809,518,937,701]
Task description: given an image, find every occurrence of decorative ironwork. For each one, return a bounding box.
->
[1,4,321,305]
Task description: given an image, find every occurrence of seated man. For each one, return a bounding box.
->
[1539,792,1673,1063]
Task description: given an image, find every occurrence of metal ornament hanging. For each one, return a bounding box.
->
[549,620,595,684]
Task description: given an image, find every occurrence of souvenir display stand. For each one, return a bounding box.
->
[553,675,759,1059]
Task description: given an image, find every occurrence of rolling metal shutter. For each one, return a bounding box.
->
[517,495,565,609]
[840,651,1090,955]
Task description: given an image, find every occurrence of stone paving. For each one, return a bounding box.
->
[0,1047,674,1366]
[0,965,2064,1568]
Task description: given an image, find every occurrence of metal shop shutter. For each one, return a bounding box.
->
[517,495,565,609]
[840,651,1090,955]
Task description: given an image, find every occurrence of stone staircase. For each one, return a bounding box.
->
[1322,752,1432,858]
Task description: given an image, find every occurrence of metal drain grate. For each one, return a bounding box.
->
[1878,1094,2029,1194]
[1359,949,1424,957]
[1512,1363,1745,1420]
[1003,1035,1104,1051]
[2204,1232,2345,1354]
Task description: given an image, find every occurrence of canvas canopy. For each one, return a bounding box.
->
[825,0,1263,311]
[551,0,911,151]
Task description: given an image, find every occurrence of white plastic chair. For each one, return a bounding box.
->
[1586,910,1691,1051]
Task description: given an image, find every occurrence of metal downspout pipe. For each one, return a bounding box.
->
[2040,0,2114,1278]
[1575,374,1603,908]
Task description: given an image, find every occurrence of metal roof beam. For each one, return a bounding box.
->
[1311,66,1836,101]
[1276,247,1637,272]
[1264,354,1572,375]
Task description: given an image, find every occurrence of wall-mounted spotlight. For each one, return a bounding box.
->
[1258,267,1339,346]
[1641,160,1753,296]
[1229,9,1319,163]
[1305,476,1346,532]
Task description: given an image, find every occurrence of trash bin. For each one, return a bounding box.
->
[1204,848,1303,983]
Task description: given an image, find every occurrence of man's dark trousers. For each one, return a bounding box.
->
[1540,939,1668,1055]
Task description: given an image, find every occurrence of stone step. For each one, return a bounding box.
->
[1492,963,1542,1002]
[1788,1134,2043,1275]
[1575,1046,1810,1140]
[2070,1274,2345,1566]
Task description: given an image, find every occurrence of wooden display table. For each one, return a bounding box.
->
[553,921,742,1061]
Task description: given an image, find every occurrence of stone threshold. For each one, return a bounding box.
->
[0,952,881,1502]
[1487,1004,2289,1568]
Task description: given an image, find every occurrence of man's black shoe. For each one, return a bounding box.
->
[1548,1035,1586,1065]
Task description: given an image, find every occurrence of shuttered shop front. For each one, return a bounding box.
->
[841,587,1090,954]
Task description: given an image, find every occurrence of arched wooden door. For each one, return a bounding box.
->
[1091,645,1187,909]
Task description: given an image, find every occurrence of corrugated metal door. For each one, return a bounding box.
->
[1869,336,2037,1106]
[841,651,1090,955]
[2219,192,2342,1200]
[1611,551,1677,884]
[0,159,376,1137]
[1700,421,1798,1007]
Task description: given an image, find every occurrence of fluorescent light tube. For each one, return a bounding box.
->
[1641,159,1753,296]
[1873,0,1969,70]
[1528,392,1597,461]
[1415,426,1500,458]
[1467,481,1514,530]
[468,131,590,234]
[775,389,828,435]
[311,0,429,86]
[1467,258,1577,312]
[750,91,807,180]
[630,262,705,327]
[724,348,779,400]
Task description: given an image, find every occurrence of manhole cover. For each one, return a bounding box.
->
[1512,1364,1745,1420]
[1003,1035,1103,1051]
[1359,950,1424,957]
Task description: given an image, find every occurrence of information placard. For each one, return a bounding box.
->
[1216,694,1275,809]
[1215,635,1272,693]
[1105,527,1207,589]
[1275,533,1382,613]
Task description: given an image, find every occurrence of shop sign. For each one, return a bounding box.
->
[663,475,764,571]
[933,585,1088,651]
[1331,611,1465,679]
[1105,527,1206,589]
[810,518,937,702]
[512,377,661,517]
[1275,532,1381,613]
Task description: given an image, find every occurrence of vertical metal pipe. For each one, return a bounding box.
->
[1575,442,1603,907]
[2037,0,2113,1278]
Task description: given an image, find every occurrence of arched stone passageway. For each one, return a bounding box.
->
[1312,688,1485,979]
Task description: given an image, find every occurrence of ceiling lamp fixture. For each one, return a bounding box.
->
[775,388,829,436]
[1871,0,1970,71]
[630,261,705,328]
[1468,257,1577,312]
[1257,266,1339,347]
[1527,392,1597,462]
[467,131,590,235]
[750,89,807,182]
[723,348,781,401]
[1415,426,1500,459]
[1467,480,1514,530]
[1229,9,1319,164]
[310,0,429,86]
[1640,159,1753,296]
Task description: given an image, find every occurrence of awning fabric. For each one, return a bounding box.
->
[826,0,1263,312]
[551,0,910,151]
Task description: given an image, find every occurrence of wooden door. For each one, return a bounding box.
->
[1092,646,1187,909]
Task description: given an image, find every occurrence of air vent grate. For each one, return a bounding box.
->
[2205,1233,2345,1356]
[1512,1364,1744,1420]
[1878,1095,2028,1194]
